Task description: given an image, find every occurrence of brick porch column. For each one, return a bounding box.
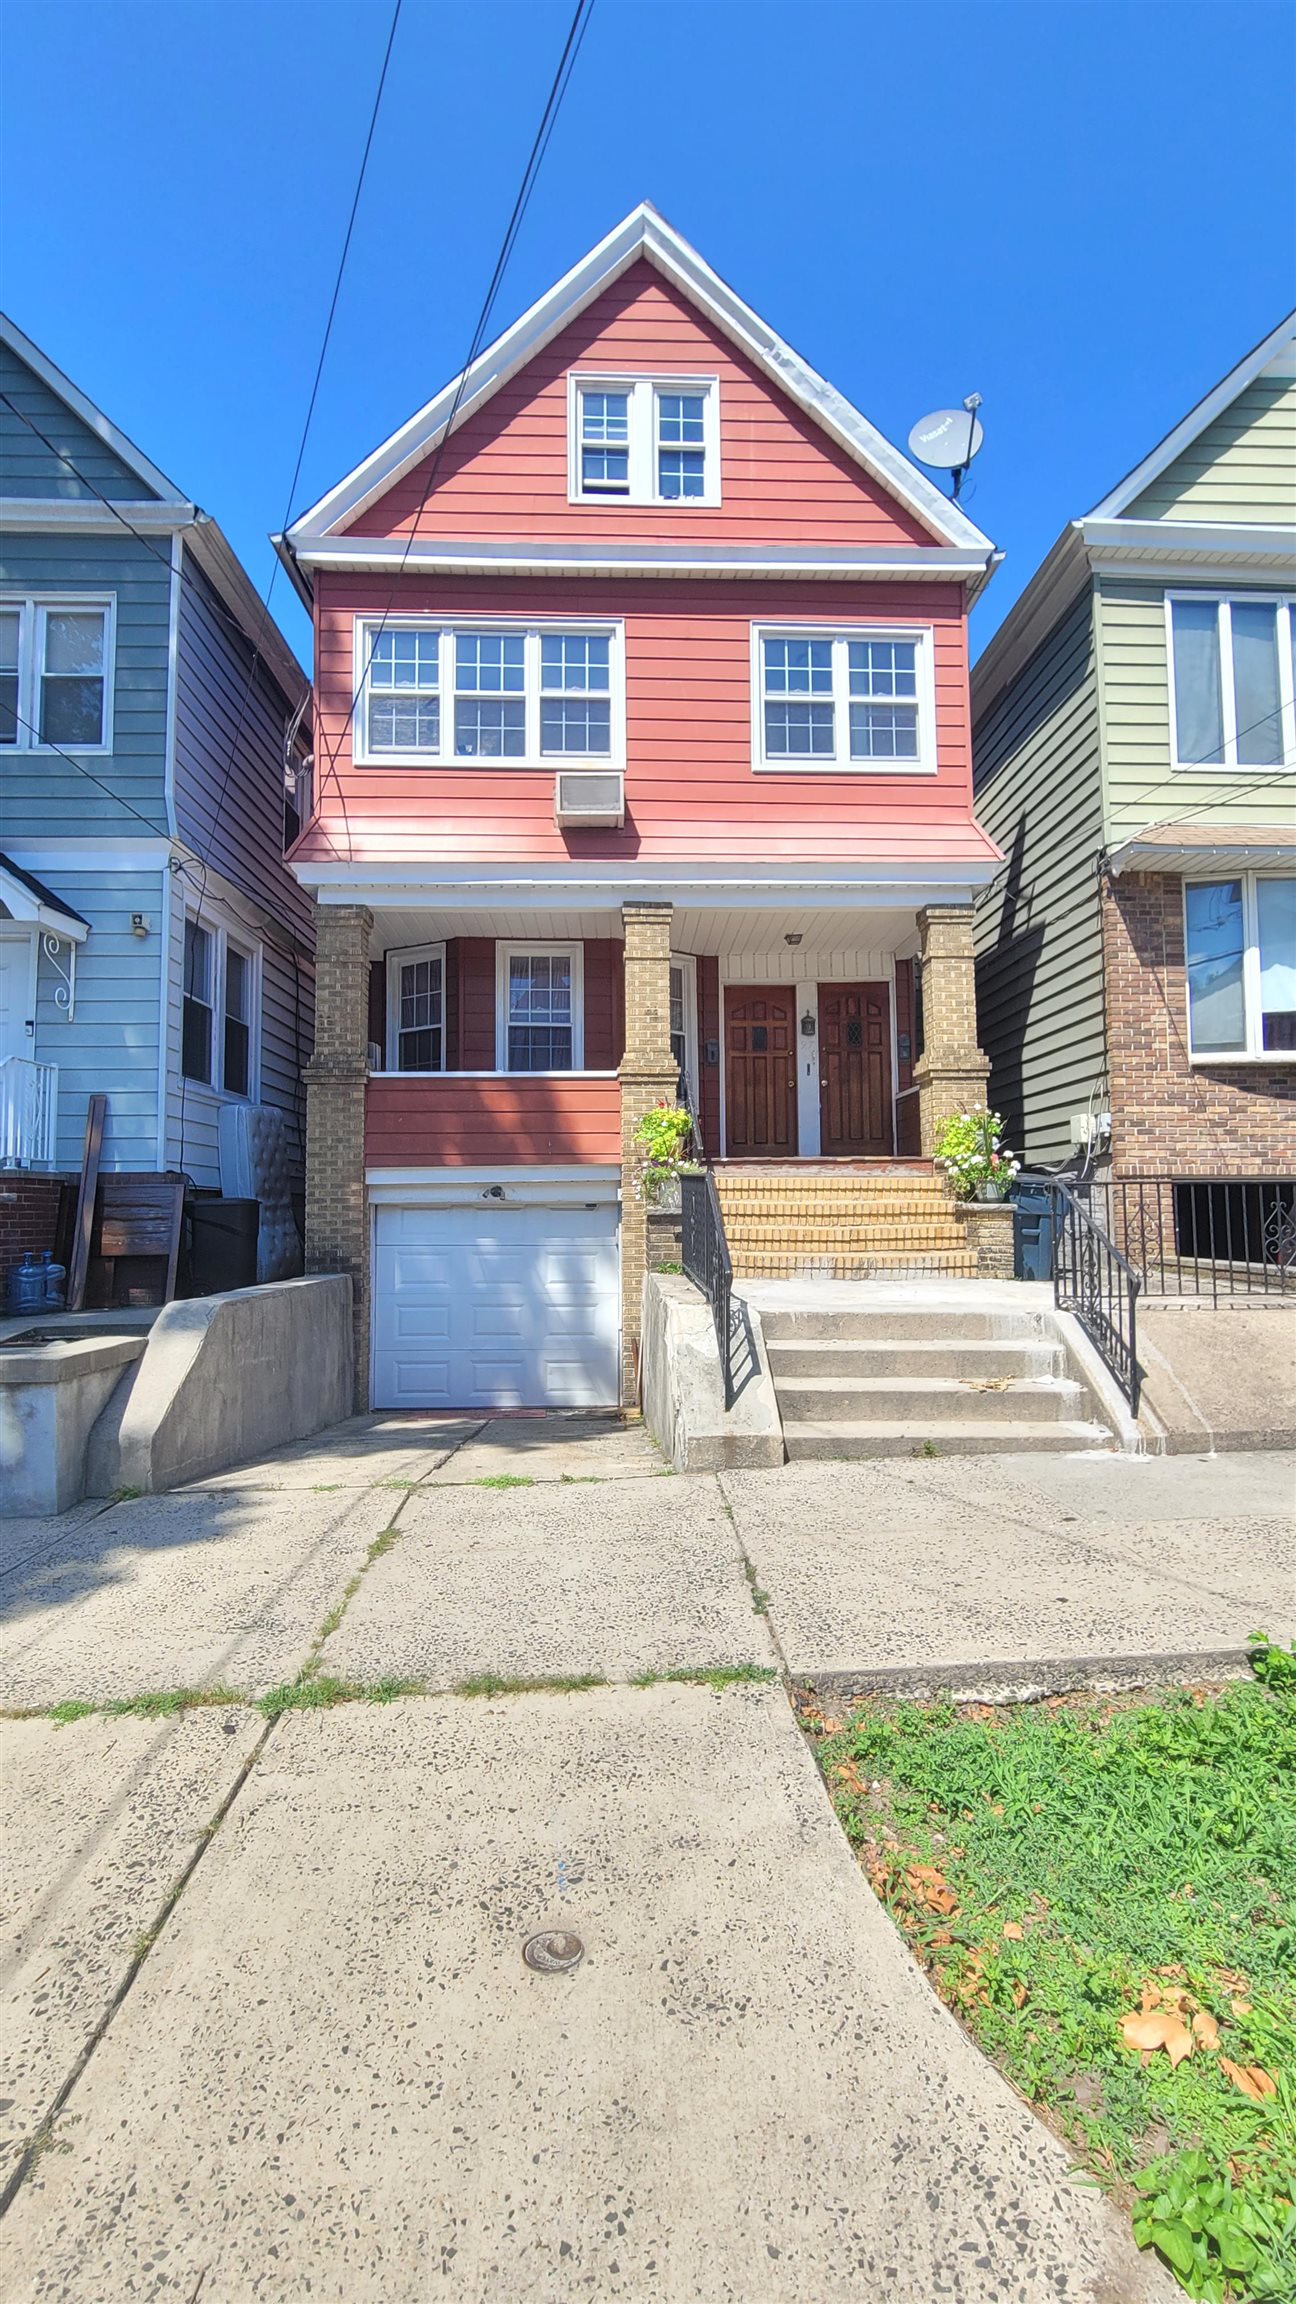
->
[304,903,373,1413]
[619,899,677,1403]
[912,903,991,1157]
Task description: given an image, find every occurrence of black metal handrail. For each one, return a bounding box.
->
[680,1167,736,1409]
[1051,1179,1141,1414]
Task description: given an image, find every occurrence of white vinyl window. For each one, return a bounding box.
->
[568,374,720,506]
[753,627,936,772]
[0,597,113,751]
[669,955,699,1109]
[385,943,446,1072]
[355,622,621,766]
[1167,595,1296,771]
[497,944,584,1073]
[1184,874,1296,1059]
[182,915,259,1094]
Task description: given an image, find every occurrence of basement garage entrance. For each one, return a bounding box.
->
[372,1202,620,1411]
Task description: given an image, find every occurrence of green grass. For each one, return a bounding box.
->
[473,1473,535,1490]
[631,1662,777,1690]
[47,1699,98,1726]
[451,1671,606,1698]
[807,1683,1296,2300]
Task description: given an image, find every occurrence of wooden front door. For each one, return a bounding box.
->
[818,982,893,1156]
[725,987,798,1158]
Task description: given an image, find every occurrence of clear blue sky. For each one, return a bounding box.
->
[3,0,1293,668]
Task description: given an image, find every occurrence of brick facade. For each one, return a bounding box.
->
[619,901,678,1399]
[304,905,373,1411]
[1103,872,1296,1176]
[0,1172,71,1300]
[912,903,992,1155]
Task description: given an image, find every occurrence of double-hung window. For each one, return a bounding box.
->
[498,945,583,1073]
[1168,596,1295,770]
[0,598,112,750]
[385,944,445,1072]
[569,375,719,505]
[183,916,259,1093]
[755,628,934,771]
[1184,875,1296,1058]
[356,623,620,766]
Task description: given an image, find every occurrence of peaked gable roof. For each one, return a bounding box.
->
[1089,309,1296,521]
[286,203,994,558]
[0,311,191,506]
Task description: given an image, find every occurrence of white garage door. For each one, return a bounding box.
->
[373,1203,620,1411]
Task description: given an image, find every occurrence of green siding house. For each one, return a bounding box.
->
[971,313,1295,1265]
[0,316,313,1251]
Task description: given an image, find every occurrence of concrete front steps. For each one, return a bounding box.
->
[758,1296,1114,1458]
[714,1164,975,1281]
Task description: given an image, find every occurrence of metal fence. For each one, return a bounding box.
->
[1051,1180,1142,1413]
[680,1167,736,1408]
[1110,1175,1296,1301]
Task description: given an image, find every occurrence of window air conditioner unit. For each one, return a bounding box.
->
[554,768,624,828]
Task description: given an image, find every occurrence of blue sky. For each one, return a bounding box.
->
[3,0,1293,667]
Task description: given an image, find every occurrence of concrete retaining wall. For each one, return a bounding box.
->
[86,1276,353,1496]
[640,1272,783,1471]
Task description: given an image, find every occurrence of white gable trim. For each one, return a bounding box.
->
[285,203,993,556]
[1089,309,1296,520]
[0,311,190,506]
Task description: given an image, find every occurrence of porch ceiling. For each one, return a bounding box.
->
[367,903,923,959]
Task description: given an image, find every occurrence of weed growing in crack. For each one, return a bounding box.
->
[474,1474,535,1490]
[630,1664,778,1691]
[48,1700,97,1726]
[453,1672,606,1698]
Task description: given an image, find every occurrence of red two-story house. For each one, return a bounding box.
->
[281,206,1001,1413]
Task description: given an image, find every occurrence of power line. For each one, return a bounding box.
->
[306,0,597,853]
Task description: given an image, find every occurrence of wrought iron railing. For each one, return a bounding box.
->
[680,1166,736,1409]
[1110,1174,1296,1301]
[0,1057,58,1168]
[1051,1179,1142,1414]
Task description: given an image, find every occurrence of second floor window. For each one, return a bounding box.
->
[569,376,719,505]
[755,628,935,772]
[0,598,111,750]
[356,622,619,766]
[1169,595,1295,770]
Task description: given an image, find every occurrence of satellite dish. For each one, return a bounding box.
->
[908,395,984,499]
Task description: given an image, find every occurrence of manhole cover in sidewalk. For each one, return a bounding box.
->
[523,1930,585,1974]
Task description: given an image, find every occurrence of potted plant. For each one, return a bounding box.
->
[934,1108,1020,1201]
[632,1101,698,1209]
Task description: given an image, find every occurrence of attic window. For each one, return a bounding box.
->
[569,375,719,507]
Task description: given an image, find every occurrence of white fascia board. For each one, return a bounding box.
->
[1107,831,1296,876]
[1088,310,1296,520]
[286,203,995,558]
[1081,516,1296,562]
[0,312,191,506]
[0,862,90,942]
[0,496,196,533]
[288,533,995,584]
[295,863,996,906]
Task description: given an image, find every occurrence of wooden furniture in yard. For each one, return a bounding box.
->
[85,1172,186,1309]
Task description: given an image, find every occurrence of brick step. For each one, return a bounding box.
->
[716,1181,952,1202]
[725,1220,967,1246]
[731,1251,979,1279]
[782,1418,1113,1460]
[773,1374,1085,1426]
[718,1200,957,1223]
[766,1337,1064,1380]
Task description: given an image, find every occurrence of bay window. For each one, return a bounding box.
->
[1184,874,1296,1058]
[356,622,620,766]
[0,598,112,750]
[754,626,936,771]
[1168,596,1295,770]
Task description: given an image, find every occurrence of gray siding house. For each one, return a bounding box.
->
[972,314,1295,1241]
[0,316,314,1216]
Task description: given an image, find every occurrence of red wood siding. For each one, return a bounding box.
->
[370,938,625,1070]
[352,263,939,550]
[365,1074,621,1167]
[304,573,991,868]
[583,939,624,1068]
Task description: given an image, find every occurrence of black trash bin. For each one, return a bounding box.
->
[187,1197,259,1295]
[1013,1177,1056,1283]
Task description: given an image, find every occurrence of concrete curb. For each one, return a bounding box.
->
[795,1646,1255,1707]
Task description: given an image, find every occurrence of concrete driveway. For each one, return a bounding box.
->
[5,1413,1289,2299]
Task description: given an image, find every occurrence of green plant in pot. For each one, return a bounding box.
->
[633,1102,698,1207]
[934,1108,1020,1201]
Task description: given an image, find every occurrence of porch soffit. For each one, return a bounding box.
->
[365,902,925,959]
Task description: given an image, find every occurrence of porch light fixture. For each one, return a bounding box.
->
[784,932,802,946]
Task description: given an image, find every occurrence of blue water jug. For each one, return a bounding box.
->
[6,1252,47,1316]
[41,1252,67,1311]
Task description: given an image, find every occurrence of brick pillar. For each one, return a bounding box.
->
[304,904,373,1413]
[912,903,991,1157]
[619,900,677,1403]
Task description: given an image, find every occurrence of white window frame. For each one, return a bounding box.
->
[352,618,625,770]
[1183,871,1295,1064]
[385,941,447,1074]
[669,953,699,1112]
[751,623,939,775]
[566,374,721,508]
[0,594,115,753]
[1165,593,1296,774]
[181,910,261,1098]
[495,941,585,1074]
